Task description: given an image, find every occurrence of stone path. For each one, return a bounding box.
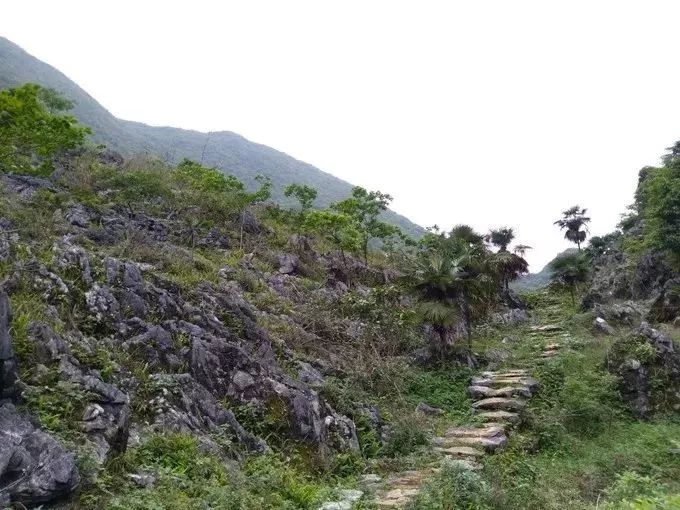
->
[320,321,566,510]
[371,367,540,508]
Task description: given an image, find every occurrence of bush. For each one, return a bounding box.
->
[406,463,491,509]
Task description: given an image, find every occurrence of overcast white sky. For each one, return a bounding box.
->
[2,1,680,269]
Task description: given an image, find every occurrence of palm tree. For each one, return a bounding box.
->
[492,250,529,291]
[411,246,493,351]
[554,206,591,250]
[487,227,515,252]
[549,252,590,305]
[513,244,532,258]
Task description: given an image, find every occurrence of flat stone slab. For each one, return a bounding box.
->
[481,370,528,378]
[540,350,558,358]
[472,397,526,412]
[442,458,483,471]
[435,445,485,458]
[377,487,420,508]
[469,384,532,399]
[544,343,561,350]
[435,433,507,452]
[471,376,539,393]
[443,425,505,438]
[477,410,520,423]
[531,324,563,332]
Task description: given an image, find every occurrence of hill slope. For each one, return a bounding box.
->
[0,36,423,237]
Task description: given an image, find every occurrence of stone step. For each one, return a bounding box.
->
[472,397,525,412]
[540,350,558,358]
[434,445,485,458]
[480,369,528,378]
[530,324,563,332]
[434,433,507,452]
[544,343,561,350]
[443,425,505,438]
[377,487,420,508]
[477,410,521,424]
[471,376,539,393]
[443,458,483,471]
[468,384,532,399]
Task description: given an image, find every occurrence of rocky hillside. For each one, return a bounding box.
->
[0,36,424,238]
[1,76,680,509]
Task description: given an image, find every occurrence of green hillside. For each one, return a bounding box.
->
[0,36,424,237]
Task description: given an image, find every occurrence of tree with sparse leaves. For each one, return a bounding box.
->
[331,186,399,264]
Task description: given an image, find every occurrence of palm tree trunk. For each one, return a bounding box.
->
[458,297,472,350]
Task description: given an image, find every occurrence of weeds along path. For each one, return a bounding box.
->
[371,305,566,509]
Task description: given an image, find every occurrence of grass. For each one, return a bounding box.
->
[79,433,340,510]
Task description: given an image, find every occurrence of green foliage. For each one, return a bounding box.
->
[21,372,93,439]
[0,83,90,175]
[101,166,173,213]
[303,209,361,257]
[487,227,515,251]
[406,463,491,509]
[331,186,400,264]
[284,183,318,212]
[85,434,333,510]
[410,229,497,350]
[637,163,680,261]
[381,415,429,457]
[548,252,590,304]
[601,471,666,507]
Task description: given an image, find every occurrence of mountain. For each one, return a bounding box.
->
[0,36,424,237]
[512,249,577,291]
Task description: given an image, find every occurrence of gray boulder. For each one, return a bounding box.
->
[0,291,18,402]
[594,317,615,335]
[0,404,80,505]
[648,277,680,323]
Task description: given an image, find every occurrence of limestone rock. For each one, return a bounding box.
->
[0,404,80,505]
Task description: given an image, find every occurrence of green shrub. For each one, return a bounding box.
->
[406,463,491,509]
[382,415,429,457]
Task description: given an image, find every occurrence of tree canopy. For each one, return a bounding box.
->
[0,83,90,175]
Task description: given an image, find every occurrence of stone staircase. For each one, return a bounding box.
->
[372,368,540,508]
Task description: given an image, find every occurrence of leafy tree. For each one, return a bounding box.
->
[303,210,360,263]
[637,162,680,260]
[0,83,90,175]
[331,187,399,264]
[487,227,515,251]
[173,158,246,194]
[555,205,591,250]
[284,183,317,212]
[549,252,590,304]
[172,159,271,224]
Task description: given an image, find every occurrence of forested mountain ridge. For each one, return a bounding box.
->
[0,36,424,237]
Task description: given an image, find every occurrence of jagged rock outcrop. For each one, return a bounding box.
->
[608,322,680,418]
[0,404,80,506]
[0,291,19,402]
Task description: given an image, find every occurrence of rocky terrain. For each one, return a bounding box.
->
[1,74,680,509]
